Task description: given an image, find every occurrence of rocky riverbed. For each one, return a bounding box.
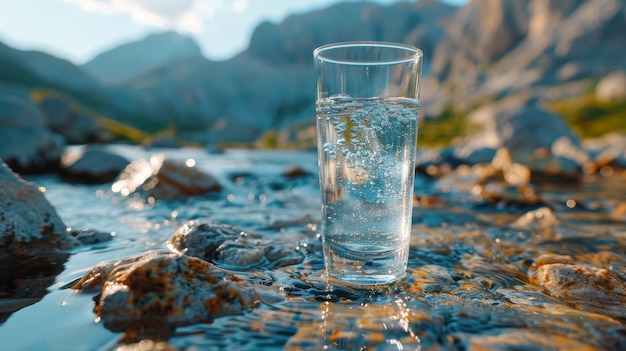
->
[0,132,625,350]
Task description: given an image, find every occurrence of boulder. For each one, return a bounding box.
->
[0,161,78,256]
[450,98,585,182]
[111,154,222,200]
[72,250,259,337]
[38,96,111,144]
[0,87,65,174]
[462,97,579,154]
[60,146,130,184]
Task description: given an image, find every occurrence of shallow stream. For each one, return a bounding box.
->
[1,146,625,350]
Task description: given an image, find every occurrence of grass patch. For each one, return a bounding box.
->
[418,106,468,146]
[547,93,626,138]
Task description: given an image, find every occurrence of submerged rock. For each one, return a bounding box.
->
[60,146,130,184]
[72,250,259,338]
[529,254,626,320]
[168,220,305,270]
[112,154,222,200]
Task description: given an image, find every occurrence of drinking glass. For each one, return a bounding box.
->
[314,41,422,285]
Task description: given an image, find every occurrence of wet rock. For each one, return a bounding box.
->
[0,161,76,322]
[168,220,305,270]
[283,165,311,179]
[68,227,114,245]
[112,154,222,200]
[512,207,560,230]
[0,162,79,256]
[60,146,130,184]
[73,250,258,337]
[596,70,626,102]
[71,250,174,291]
[0,86,65,174]
[529,254,626,319]
[583,132,626,171]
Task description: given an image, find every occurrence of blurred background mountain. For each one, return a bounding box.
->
[0,0,625,150]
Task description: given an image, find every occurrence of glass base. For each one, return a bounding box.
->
[323,242,408,286]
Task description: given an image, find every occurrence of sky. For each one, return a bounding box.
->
[0,0,467,65]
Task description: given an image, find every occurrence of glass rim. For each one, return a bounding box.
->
[313,41,422,66]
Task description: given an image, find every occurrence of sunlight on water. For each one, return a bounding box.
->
[1,146,625,350]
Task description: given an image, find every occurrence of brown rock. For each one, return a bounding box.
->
[112,154,222,200]
[512,207,560,229]
[73,250,259,337]
[60,146,129,184]
[529,254,626,319]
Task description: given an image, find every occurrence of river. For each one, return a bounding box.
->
[1,145,625,350]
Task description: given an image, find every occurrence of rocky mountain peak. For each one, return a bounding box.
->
[82,31,204,84]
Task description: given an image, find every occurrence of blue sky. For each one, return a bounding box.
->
[0,0,467,64]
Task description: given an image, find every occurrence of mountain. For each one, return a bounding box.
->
[82,31,204,84]
[424,0,626,115]
[0,41,99,92]
[101,1,454,144]
[243,0,454,71]
[1,0,624,148]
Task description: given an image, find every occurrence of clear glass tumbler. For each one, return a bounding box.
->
[314,41,423,285]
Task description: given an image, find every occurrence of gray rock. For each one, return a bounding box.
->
[60,146,129,184]
[0,162,79,256]
[0,87,65,174]
[39,96,111,144]
[449,98,585,181]
[462,97,579,153]
[168,220,304,270]
[67,227,115,245]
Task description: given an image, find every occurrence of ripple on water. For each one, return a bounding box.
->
[6,147,626,350]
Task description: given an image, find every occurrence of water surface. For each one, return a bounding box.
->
[1,146,625,350]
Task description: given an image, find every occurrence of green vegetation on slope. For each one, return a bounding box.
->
[547,93,626,138]
[418,106,468,147]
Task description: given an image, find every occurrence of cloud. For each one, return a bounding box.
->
[65,0,241,33]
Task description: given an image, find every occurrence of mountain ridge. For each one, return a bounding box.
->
[0,0,624,148]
